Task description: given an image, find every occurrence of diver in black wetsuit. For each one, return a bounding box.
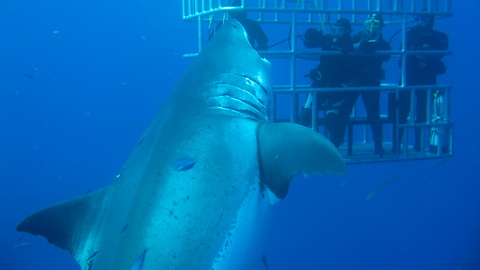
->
[297,18,355,148]
[334,14,391,155]
[392,12,448,153]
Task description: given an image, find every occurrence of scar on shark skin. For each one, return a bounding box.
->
[86,250,99,261]
[172,157,196,171]
[131,249,147,270]
[15,242,33,249]
[119,224,129,234]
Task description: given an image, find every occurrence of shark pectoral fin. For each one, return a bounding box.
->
[258,122,347,199]
[16,187,109,256]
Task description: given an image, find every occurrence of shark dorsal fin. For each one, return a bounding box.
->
[258,122,347,199]
[16,187,109,255]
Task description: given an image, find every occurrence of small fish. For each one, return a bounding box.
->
[172,157,196,171]
[12,88,20,98]
[17,233,26,242]
[341,180,352,187]
[365,177,398,201]
[86,250,99,261]
[130,249,147,270]
[262,253,269,269]
[135,121,145,129]
[21,73,34,79]
[430,157,451,167]
[15,242,33,248]
[119,224,129,233]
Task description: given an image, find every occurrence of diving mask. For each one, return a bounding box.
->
[364,19,382,30]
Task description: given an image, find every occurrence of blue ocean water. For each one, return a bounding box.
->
[1,1,479,269]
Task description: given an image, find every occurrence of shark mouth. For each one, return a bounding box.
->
[205,72,269,121]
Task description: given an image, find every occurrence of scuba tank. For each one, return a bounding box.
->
[429,90,447,154]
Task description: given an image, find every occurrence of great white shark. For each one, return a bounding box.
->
[17,20,346,269]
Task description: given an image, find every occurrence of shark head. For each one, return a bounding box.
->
[173,19,271,121]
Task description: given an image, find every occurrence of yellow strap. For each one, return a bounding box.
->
[311,0,327,33]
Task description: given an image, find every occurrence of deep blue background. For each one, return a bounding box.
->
[1,1,479,269]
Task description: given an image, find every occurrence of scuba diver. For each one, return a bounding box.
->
[297,18,356,148]
[392,11,449,153]
[335,13,392,156]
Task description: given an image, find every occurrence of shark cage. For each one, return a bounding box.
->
[181,0,453,165]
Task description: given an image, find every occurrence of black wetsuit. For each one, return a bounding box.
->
[304,29,355,89]
[298,28,355,147]
[333,29,391,154]
[393,24,448,151]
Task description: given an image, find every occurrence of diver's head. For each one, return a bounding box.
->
[415,9,435,32]
[332,18,352,38]
[230,0,247,20]
[364,13,385,33]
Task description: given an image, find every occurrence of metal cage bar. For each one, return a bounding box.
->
[181,0,453,164]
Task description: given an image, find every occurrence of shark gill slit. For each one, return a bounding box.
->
[229,72,269,97]
[207,95,267,121]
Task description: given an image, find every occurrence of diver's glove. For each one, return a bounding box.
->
[359,30,381,53]
[359,40,378,53]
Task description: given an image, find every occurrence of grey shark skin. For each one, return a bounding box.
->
[17,20,346,270]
